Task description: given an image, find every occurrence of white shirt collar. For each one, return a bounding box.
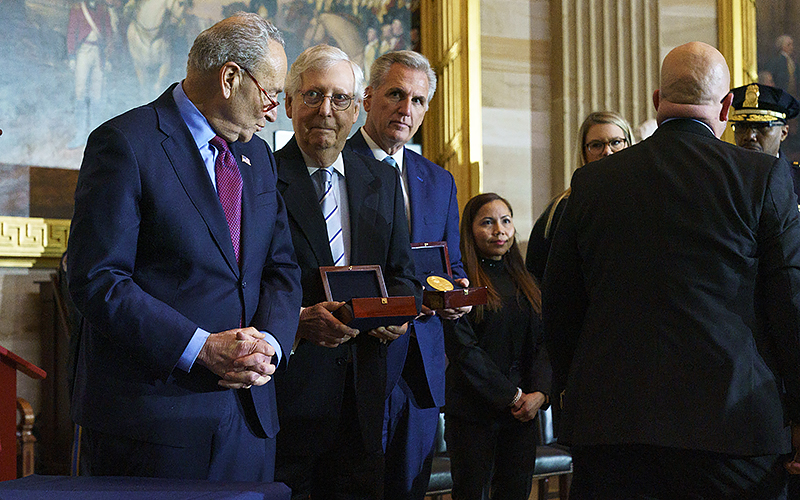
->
[360,128,404,172]
[303,150,346,178]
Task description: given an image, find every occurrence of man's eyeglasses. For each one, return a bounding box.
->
[731,122,784,136]
[584,138,627,155]
[243,68,279,112]
[301,90,355,111]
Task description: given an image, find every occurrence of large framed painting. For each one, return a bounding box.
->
[0,0,416,170]
[756,0,800,162]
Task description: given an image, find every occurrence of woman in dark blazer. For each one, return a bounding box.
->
[443,192,551,500]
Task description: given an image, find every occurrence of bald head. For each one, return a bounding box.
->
[654,42,732,137]
[660,42,729,105]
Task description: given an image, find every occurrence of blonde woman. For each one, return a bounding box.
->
[526,111,635,283]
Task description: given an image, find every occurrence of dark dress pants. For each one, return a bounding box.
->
[444,412,537,500]
[277,363,384,500]
[84,389,275,481]
[569,444,788,500]
[383,377,439,500]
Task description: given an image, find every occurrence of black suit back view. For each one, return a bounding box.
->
[543,119,800,497]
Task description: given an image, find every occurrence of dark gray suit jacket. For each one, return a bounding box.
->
[273,137,421,457]
[544,118,800,456]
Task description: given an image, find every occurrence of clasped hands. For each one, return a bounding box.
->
[298,301,408,347]
[510,391,547,423]
[197,327,276,390]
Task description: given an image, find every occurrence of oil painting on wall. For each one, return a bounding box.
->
[0,0,415,170]
[757,0,800,163]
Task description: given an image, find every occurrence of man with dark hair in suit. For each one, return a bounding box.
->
[543,41,800,498]
[346,50,468,500]
[273,44,421,500]
[67,13,302,481]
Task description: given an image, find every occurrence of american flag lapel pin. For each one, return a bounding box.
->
[242,155,251,166]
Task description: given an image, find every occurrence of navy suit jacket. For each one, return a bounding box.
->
[346,130,464,408]
[67,85,302,448]
[274,137,421,456]
[543,119,800,456]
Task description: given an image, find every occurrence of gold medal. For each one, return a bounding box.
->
[427,275,454,292]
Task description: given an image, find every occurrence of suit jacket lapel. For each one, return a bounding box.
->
[348,130,412,246]
[278,138,333,266]
[343,149,381,262]
[347,129,372,157]
[404,151,427,242]
[155,89,240,275]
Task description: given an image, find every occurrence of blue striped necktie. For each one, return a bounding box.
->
[382,155,398,169]
[316,167,345,265]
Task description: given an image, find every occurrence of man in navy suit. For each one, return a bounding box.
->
[67,13,302,481]
[346,50,468,500]
[544,41,800,498]
[273,44,421,499]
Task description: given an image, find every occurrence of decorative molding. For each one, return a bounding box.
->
[550,0,660,191]
[718,0,757,145]
[0,217,70,268]
[718,0,757,88]
[421,0,483,208]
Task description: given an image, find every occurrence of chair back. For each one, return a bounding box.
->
[434,411,447,454]
[538,406,556,445]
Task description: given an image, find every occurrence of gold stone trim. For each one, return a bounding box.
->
[420,0,482,207]
[718,0,758,144]
[0,216,70,268]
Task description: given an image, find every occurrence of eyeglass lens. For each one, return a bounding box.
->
[302,90,353,111]
[732,123,780,136]
[585,138,627,154]
[244,68,279,112]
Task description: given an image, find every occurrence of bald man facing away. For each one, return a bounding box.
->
[543,41,800,499]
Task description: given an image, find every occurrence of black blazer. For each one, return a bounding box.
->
[443,261,551,424]
[543,118,800,456]
[273,137,421,456]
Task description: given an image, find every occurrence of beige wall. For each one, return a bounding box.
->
[660,0,717,59]
[480,0,718,246]
[0,267,51,413]
[481,0,550,243]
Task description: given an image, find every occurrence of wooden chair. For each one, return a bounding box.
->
[532,406,572,499]
[16,397,35,477]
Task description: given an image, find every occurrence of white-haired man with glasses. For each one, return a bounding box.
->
[273,44,421,500]
[67,13,302,480]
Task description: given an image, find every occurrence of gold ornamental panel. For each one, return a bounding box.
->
[0,217,70,268]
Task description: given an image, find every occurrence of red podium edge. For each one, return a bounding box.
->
[0,346,46,382]
[0,345,46,481]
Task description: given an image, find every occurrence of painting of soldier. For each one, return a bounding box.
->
[0,0,413,170]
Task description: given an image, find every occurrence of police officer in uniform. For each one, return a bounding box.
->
[730,82,800,205]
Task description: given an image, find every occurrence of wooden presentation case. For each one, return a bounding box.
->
[319,265,418,332]
[411,241,487,309]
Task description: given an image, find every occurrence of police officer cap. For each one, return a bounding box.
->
[730,83,800,123]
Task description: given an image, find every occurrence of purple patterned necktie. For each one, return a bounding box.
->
[209,135,242,264]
